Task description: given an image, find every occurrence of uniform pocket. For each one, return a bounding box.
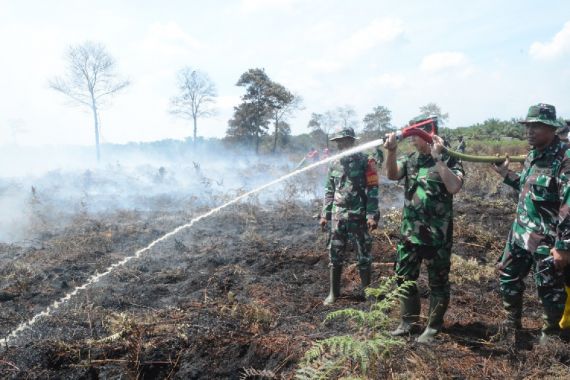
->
[530,175,558,202]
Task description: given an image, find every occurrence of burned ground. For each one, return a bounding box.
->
[0,163,569,379]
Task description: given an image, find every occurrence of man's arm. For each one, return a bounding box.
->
[553,156,570,269]
[491,156,522,191]
[431,135,464,194]
[365,159,380,230]
[384,132,405,180]
[320,167,335,228]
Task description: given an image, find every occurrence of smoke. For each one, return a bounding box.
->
[0,141,312,243]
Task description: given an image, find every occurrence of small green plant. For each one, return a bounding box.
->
[296,276,414,379]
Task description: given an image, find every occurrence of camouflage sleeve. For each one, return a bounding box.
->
[446,155,465,181]
[322,166,334,220]
[503,171,521,191]
[555,154,570,250]
[365,159,380,221]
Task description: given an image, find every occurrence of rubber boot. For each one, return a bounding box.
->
[539,307,563,346]
[492,293,523,343]
[358,265,372,301]
[391,290,421,336]
[417,297,449,344]
[323,265,342,305]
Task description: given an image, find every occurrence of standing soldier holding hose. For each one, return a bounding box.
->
[319,127,380,305]
[384,116,464,343]
[491,103,570,345]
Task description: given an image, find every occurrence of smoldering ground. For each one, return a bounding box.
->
[0,142,322,243]
[3,142,562,379]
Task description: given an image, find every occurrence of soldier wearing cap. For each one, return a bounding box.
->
[384,115,464,343]
[492,103,570,345]
[557,122,570,144]
[319,127,380,305]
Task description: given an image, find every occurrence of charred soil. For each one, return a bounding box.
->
[0,167,569,379]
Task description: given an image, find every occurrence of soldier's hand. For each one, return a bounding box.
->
[551,247,570,270]
[430,135,444,160]
[491,155,510,178]
[384,132,398,152]
[367,218,377,231]
[319,217,328,231]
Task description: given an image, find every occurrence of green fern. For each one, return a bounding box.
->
[296,276,415,379]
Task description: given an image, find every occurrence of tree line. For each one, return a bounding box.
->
[49,41,531,161]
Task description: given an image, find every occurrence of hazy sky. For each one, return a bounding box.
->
[1,0,569,146]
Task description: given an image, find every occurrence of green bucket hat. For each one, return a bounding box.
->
[330,126,359,141]
[519,103,564,128]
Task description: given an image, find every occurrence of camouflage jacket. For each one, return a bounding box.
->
[396,152,464,247]
[503,137,570,253]
[322,153,380,221]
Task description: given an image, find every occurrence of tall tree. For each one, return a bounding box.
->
[266,83,302,153]
[419,102,449,125]
[307,112,337,148]
[362,105,393,139]
[50,41,129,162]
[226,102,260,148]
[170,67,217,145]
[335,105,360,131]
[230,68,273,154]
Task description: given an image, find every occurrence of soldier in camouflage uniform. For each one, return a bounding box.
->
[492,103,570,345]
[319,127,380,305]
[384,116,464,343]
[557,122,569,144]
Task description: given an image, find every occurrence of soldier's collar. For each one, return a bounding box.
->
[531,136,561,160]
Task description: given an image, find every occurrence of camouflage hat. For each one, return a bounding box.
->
[408,115,439,134]
[557,124,570,135]
[519,103,564,128]
[330,126,359,141]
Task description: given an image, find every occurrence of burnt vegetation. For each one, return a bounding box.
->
[0,145,569,379]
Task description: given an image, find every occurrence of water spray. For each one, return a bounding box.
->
[1,137,386,346]
[1,127,528,345]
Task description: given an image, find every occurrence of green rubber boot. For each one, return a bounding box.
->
[417,297,449,344]
[391,288,421,336]
[323,265,342,305]
[492,293,523,343]
[539,307,563,346]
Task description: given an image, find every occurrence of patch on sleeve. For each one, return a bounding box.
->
[366,159,379,187]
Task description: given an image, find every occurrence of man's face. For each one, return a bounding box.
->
[334,137,355,151]
[410,135,430,153]
[525,123,556,149]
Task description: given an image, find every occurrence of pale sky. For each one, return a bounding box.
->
[1,0,570,146]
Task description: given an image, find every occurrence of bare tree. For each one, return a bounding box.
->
[170,67,217,144]
[50,41,129,162]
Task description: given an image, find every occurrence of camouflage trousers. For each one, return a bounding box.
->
[394,241,451,299]
[328,218,372,268]
[497,241,567,316]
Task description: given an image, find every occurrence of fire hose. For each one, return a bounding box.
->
[396,122,526,163]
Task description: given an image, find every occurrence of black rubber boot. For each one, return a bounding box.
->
[391,288,421,336]
[358,265,372,301]
[417,297,449,344]
[323,265,342,305]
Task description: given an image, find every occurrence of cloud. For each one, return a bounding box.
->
[338,18,405,59]
[372,73,407,89]
[530,21,570,60]
[420,51,469,73]
[239,0,304,13]
[138,22,203,59]
[303,18,405,74]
